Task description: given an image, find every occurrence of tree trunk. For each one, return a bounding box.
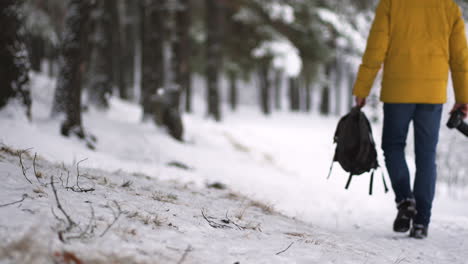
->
[110,0,125,101]
[259,64,271,115]
[320,64,332,115]
[334,57,342,116]
[274,69,282,110]
[0,1,32,119]
[289,77,300,111]
[141,0,165,120]
[29,35,44,72]
[304,76,312,112]
[88,0,113,109]
[228,71,238,111]
[53,0,94,148]
[121,0,138,100]
[174,0,192,114]
[205,0,223,121]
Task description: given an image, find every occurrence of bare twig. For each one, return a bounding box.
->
[275,242,294,255]
[177,245,193,264]
[67,203,96,241]
[225,211,245,231]
[18,149,32,184]
[100,200,122,237]
[74,158,94,192]
[62,159,94,193]
[50,176,75,232]
[201,209,232,229]
[51,207,66,225]
[0,194,28,208]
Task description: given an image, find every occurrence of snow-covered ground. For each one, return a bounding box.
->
[0,73,467,263]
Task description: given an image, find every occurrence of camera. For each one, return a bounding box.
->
[447,108,468,137]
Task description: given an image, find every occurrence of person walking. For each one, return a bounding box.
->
[353,0,468,239]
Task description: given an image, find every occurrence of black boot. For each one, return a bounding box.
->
[409,224,428,239]
[393,198,417,233]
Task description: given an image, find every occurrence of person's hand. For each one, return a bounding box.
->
[355,97,366,108]
[451,103,468,119]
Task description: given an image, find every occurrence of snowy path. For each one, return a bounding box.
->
[0,74,467,263]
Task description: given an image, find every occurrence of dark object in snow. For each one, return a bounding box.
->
[328,107,389,195]
[121,180,132,188]
[207,182,227,190]
[167,161,192,171]
[447,108,468,137]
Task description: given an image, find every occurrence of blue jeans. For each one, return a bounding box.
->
[382,103,443,226]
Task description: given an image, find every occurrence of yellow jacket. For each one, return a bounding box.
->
[353,0,468,104]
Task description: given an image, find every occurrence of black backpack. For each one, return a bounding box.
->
[328,107,389,195]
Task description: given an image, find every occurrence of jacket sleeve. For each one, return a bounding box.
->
[449,4,468,103]
[353,0,390,98]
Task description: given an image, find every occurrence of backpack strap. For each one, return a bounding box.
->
[327,161,334,179]
[345,173,353,189]
[369,169,375,195]
[381,170,389,193]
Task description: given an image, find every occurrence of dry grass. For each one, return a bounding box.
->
[249,200,275,215]
[152,192,178,204]
[284,232,306,238]
[0,144,18,156]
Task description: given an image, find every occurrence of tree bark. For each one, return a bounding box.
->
[0,1,32,119]
[205,0,223,121]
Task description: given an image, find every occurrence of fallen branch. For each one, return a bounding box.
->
[275,242,294,256]
[201,209,232,229]
[177,245,193,264]
[100,200,122,237]
[67,203,96,241]
[50,176,75,233]
[0,194,28,208]
[18,149,33,184]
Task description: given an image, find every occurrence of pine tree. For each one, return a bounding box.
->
[0,0,32,119]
